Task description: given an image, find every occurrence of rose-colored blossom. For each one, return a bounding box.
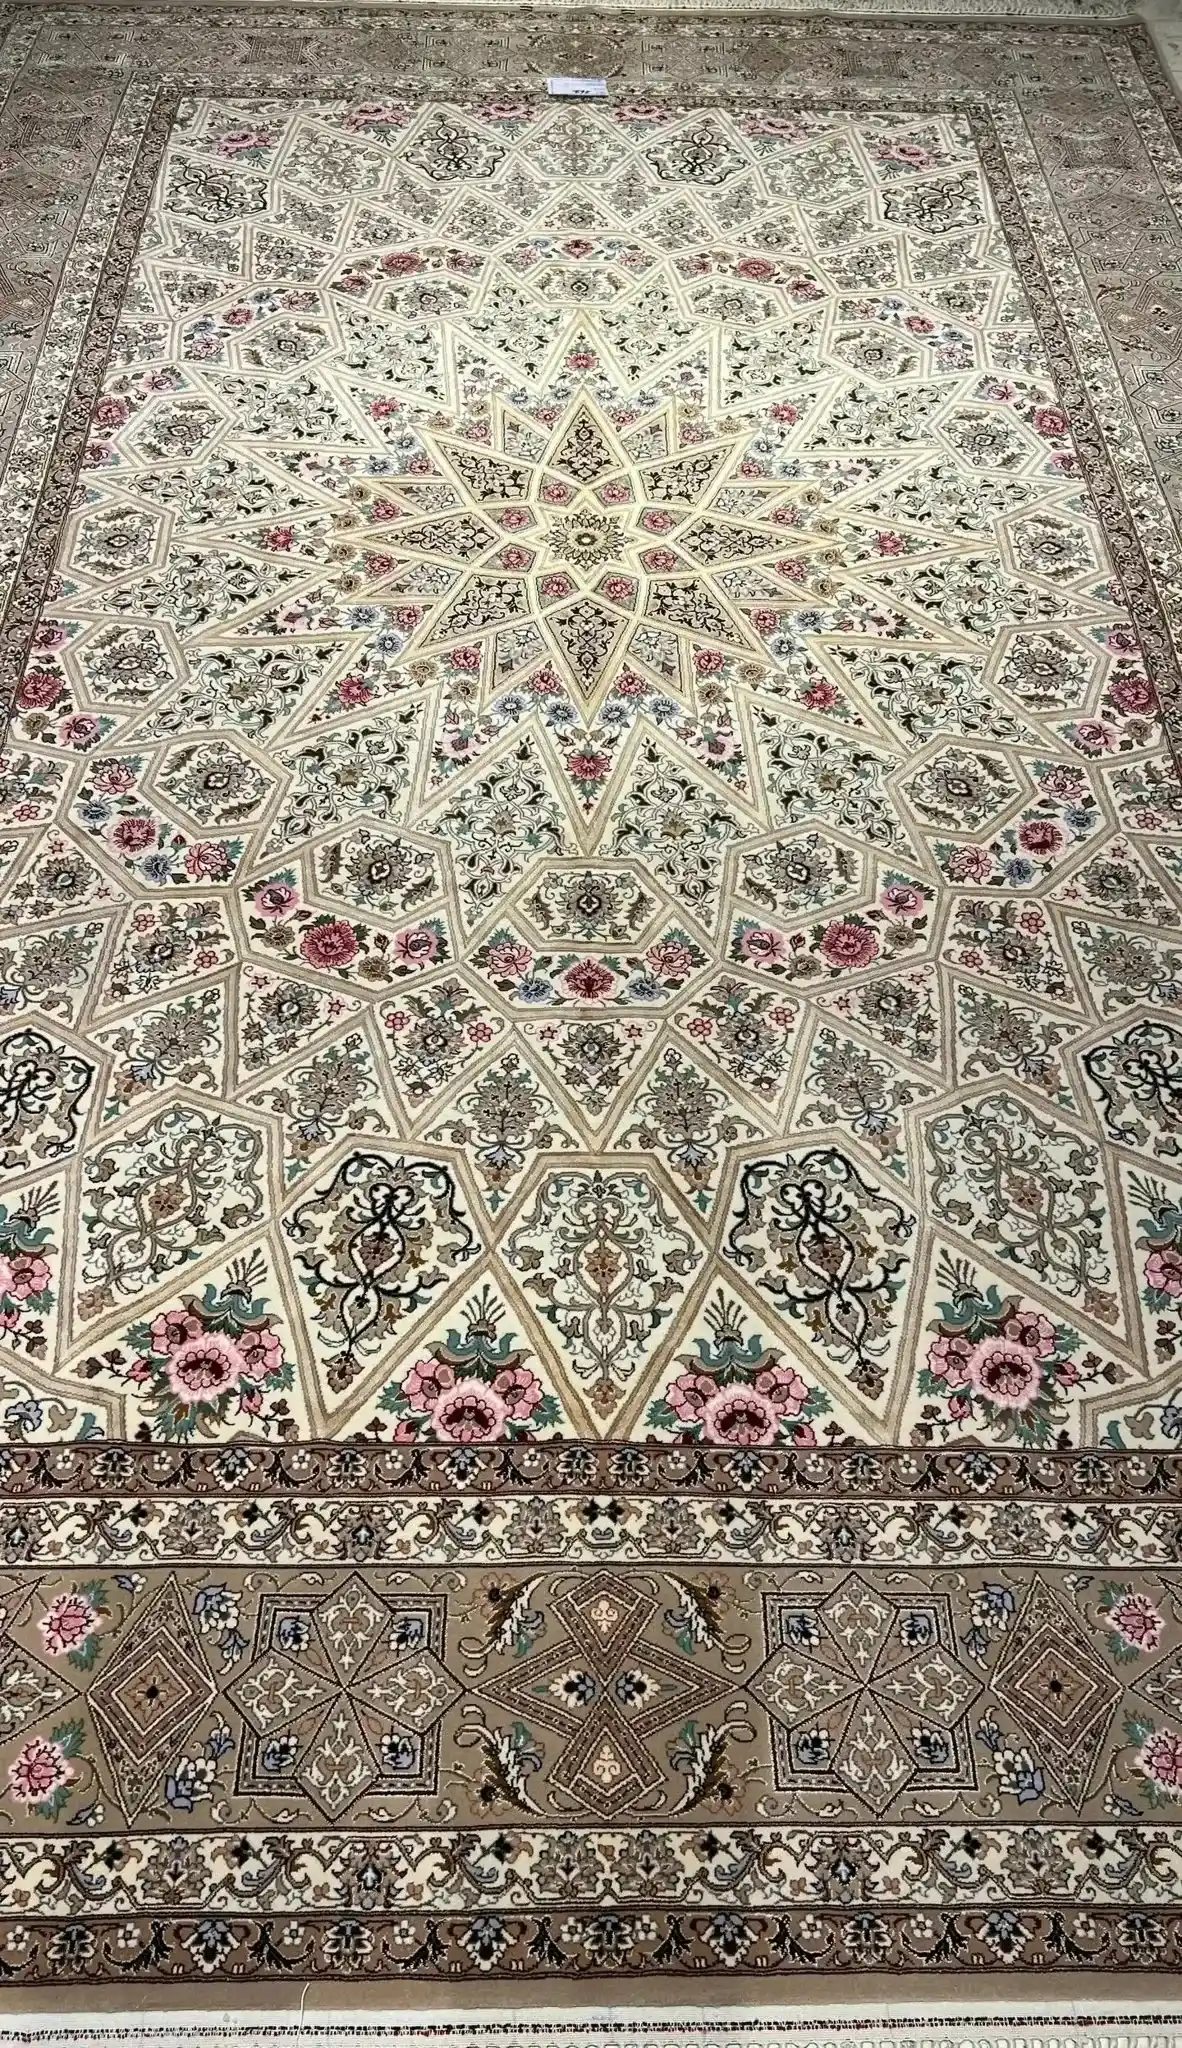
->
[801,678,838,711]
[0,1253,50,1303]
[740,926,789,967]
[300,919,360,971]
[1108,671,1154,716]
[432,1377,508,1443]
[237,1324,284,1382]
[702,1384,779,1446]
[666,1370,715,1423]
[947,845,994,883]
[381,251,423,276]
[820,920,880,971]
[149,1307,203,1356]
[92,760,135,795]
[927,1332,975,1388]
[8,1738,72,1807]
[753,1362,809,1417]
[737,257,775,282]
[880,883,924,922]
[487,940,533,979]
[38,1591,99,1658]
[394,924,439,967]
[253,880,298,921]
[1146,1246,1182,1297]
[770,402,798,424]
[185,842,233,882]
[164,1331,245,1403]
[403,1357,456,1411]
[493,1364,544,1419]
[568,751,611,782]
[110,815,157,855]
[1138,1727,1182,1794]
[564,959,616,1000]
[17,670,63,711]
[1033,404,1069,438]
[1017,818,1064,856]
[1106,1591,1165,1653]
[1001,1309,1058,1359]
[646,940,693,979]
[966,1337,1041,1411]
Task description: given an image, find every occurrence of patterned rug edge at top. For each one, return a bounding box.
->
[1,3,1182,1988]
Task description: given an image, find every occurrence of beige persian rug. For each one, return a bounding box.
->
[0,0,1181,1993]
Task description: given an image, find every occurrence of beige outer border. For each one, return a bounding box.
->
[3,2001,1182,2029]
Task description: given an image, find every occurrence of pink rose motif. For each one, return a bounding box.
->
[740,925,789,968]
[801,678,837,711]
[641,510,674,535]
[0,1253,50,1303]
[493,1364,544,1420]
[92,760,135,795]
[646,939,693,980]
[110,815,157,855]
[737,257,775,282]
[1138,1727,1182,1795]
[1109,671,1154,716]
[702,1384,779,1447]
[237,1325,284,1382]
[1146,1247,1182,1298]
[568,752,611,782]
[300,919,360,972]
[770,402,798,424]
[164,1331,245,1404]
[93,396,130,430]
[694,648,725,675]
[253,881,298,921]
[487,940,533,980]
[185,841,233,882]
[16,670,63,711]
[1033,405,1069,438]
[1040,765,1086,801]
[879,883,924,923]
[753,1362,809,1418]
[927,1332,975,1388]
[381,251,423,276]
[150,1307,203,1355]
[1017,819,1064,856]
[1001,1309,1057,1359]
[38,1591,99,1659]
[643,547,678,572]
[403,1357,456,1412]
[667,1371,715,1423]
[564,960,616,1001]
[966,1337,1041,1411]
[1106,1592,1165,1654]
[1072,718,1118,755]
[394,924,439,967]
[432,1378,508,1443]
[947,846,994,883]
[8,1738,73,1807]
[601,576,635,604]
[875,532,907,556]
[819,920,880,971]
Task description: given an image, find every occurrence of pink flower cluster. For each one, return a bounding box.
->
[399,1355,544,1442]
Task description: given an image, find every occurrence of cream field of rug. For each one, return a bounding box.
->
[0,2,1180,1991]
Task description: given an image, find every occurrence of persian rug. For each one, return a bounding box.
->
[1,0,1182,1993]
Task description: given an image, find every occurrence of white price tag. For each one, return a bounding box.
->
[546,76,608,97]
